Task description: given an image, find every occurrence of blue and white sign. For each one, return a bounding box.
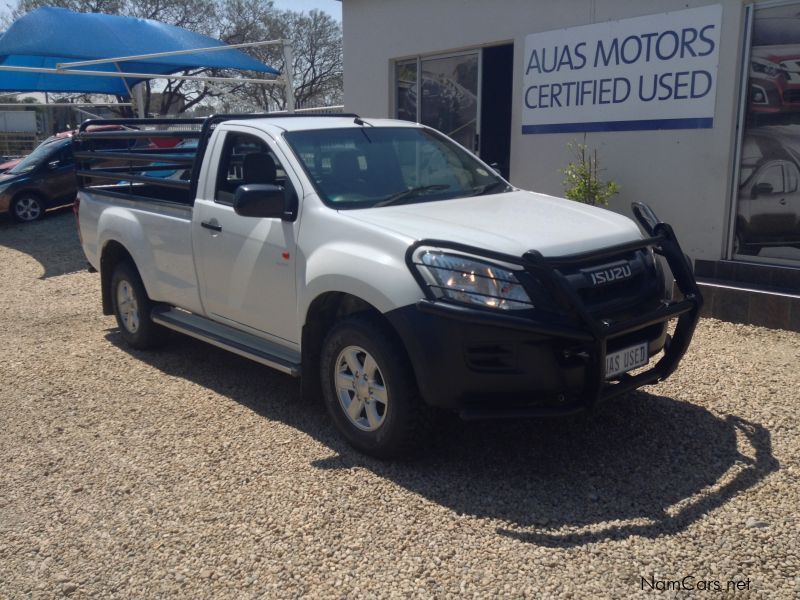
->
[522,5,722,134]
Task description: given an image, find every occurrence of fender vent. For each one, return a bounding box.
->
[465,343,517,373]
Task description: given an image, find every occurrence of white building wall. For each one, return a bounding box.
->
[342,0,760,262]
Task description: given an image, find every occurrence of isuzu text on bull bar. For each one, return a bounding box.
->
[74,114,702,457]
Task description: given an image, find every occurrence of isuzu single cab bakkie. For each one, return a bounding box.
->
[75,114,702,457]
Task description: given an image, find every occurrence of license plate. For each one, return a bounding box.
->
[605,342,649,378]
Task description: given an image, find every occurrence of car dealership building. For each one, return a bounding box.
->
[340,0,800,330]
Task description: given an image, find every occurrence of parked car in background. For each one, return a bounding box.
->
[0,157,22,174]
[0,136,76,222]
[0,124,138,222]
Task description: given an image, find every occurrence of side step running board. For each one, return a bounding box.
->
[151,307,301,377]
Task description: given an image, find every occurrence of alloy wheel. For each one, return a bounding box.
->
[334,345,388,431]
[116,280,140,334]
[14,197,42,221]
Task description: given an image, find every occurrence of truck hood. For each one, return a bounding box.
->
[343,190,643,257]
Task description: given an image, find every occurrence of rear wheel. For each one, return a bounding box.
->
[320,314,434,458]
[11,193,45,222]
[111,262,166,350]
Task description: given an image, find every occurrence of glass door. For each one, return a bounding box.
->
[395,52,480,152]
[731,2,800,265]
[419,53,479,151]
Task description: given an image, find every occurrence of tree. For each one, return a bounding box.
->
[221,6,343,111]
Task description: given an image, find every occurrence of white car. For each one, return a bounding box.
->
[75,114,702,458]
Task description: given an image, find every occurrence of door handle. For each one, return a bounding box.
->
[201,221,222,232]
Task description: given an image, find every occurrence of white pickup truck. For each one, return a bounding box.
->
[75,114,702,457]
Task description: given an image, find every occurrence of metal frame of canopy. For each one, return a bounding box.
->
[0,38,295,116]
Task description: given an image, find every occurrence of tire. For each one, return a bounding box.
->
[110,261,166,350]
[11,193,45,222]
[320,314,434,458]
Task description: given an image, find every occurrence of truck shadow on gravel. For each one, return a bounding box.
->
[107,330,779,549]
[0,208,85,279]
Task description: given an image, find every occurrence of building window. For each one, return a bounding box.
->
[732,2,800,264]
[393,52,480,152]
[392,45,514,179]
[395,60,417,123]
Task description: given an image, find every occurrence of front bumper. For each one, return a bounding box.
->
[387,207,702,418]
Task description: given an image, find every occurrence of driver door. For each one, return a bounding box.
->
[42,144,77,203]
[192,127,302,346]
[746,161,796,239]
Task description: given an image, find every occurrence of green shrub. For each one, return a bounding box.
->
[561,138,619,207]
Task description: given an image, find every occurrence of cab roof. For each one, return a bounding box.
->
[225,116,421,133]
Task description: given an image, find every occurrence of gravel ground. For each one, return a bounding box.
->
[0,209,799,599]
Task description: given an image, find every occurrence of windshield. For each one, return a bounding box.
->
[10,141,65,175]
[283,126,509,209]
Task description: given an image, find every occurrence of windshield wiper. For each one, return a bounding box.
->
[373,184,450,208]
[470,181,512,196]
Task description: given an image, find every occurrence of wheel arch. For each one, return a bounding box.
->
[100,240,138,316]
[11,188,46,203]
[300,291,415,401]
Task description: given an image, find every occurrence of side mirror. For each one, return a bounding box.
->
[752,182,774,198]
[233,184,291,220]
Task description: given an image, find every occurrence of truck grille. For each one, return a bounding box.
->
[545,248,664,319]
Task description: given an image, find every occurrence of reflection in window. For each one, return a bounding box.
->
[420,54,479,151]
[395,61,417,122]
[786,162,799,192]
[393,53,479,151]
[284,127,504,209]
[757,164,784,194]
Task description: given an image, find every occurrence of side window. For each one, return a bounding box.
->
[757,164,784,195]
[60,145,75,166]
[785,162,798,193]
[214,132,288,204]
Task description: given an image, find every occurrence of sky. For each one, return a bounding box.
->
[276,0,341,19]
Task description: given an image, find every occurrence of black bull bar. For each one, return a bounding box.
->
[406,202,704,414]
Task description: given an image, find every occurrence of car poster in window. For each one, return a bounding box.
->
[735,3,800,263]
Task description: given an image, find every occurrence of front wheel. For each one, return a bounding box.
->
[320,315,434,458]
[110,262,166,350]
[11,193,45,222]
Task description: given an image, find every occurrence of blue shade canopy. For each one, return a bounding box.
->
[0,7,279,94]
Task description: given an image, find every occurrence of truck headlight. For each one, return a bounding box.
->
[413,250,533,310]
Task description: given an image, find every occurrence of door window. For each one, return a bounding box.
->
[785,162,799,193]
[59,145,74,166]
[756,164,784,195]
[214,132,288,205]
